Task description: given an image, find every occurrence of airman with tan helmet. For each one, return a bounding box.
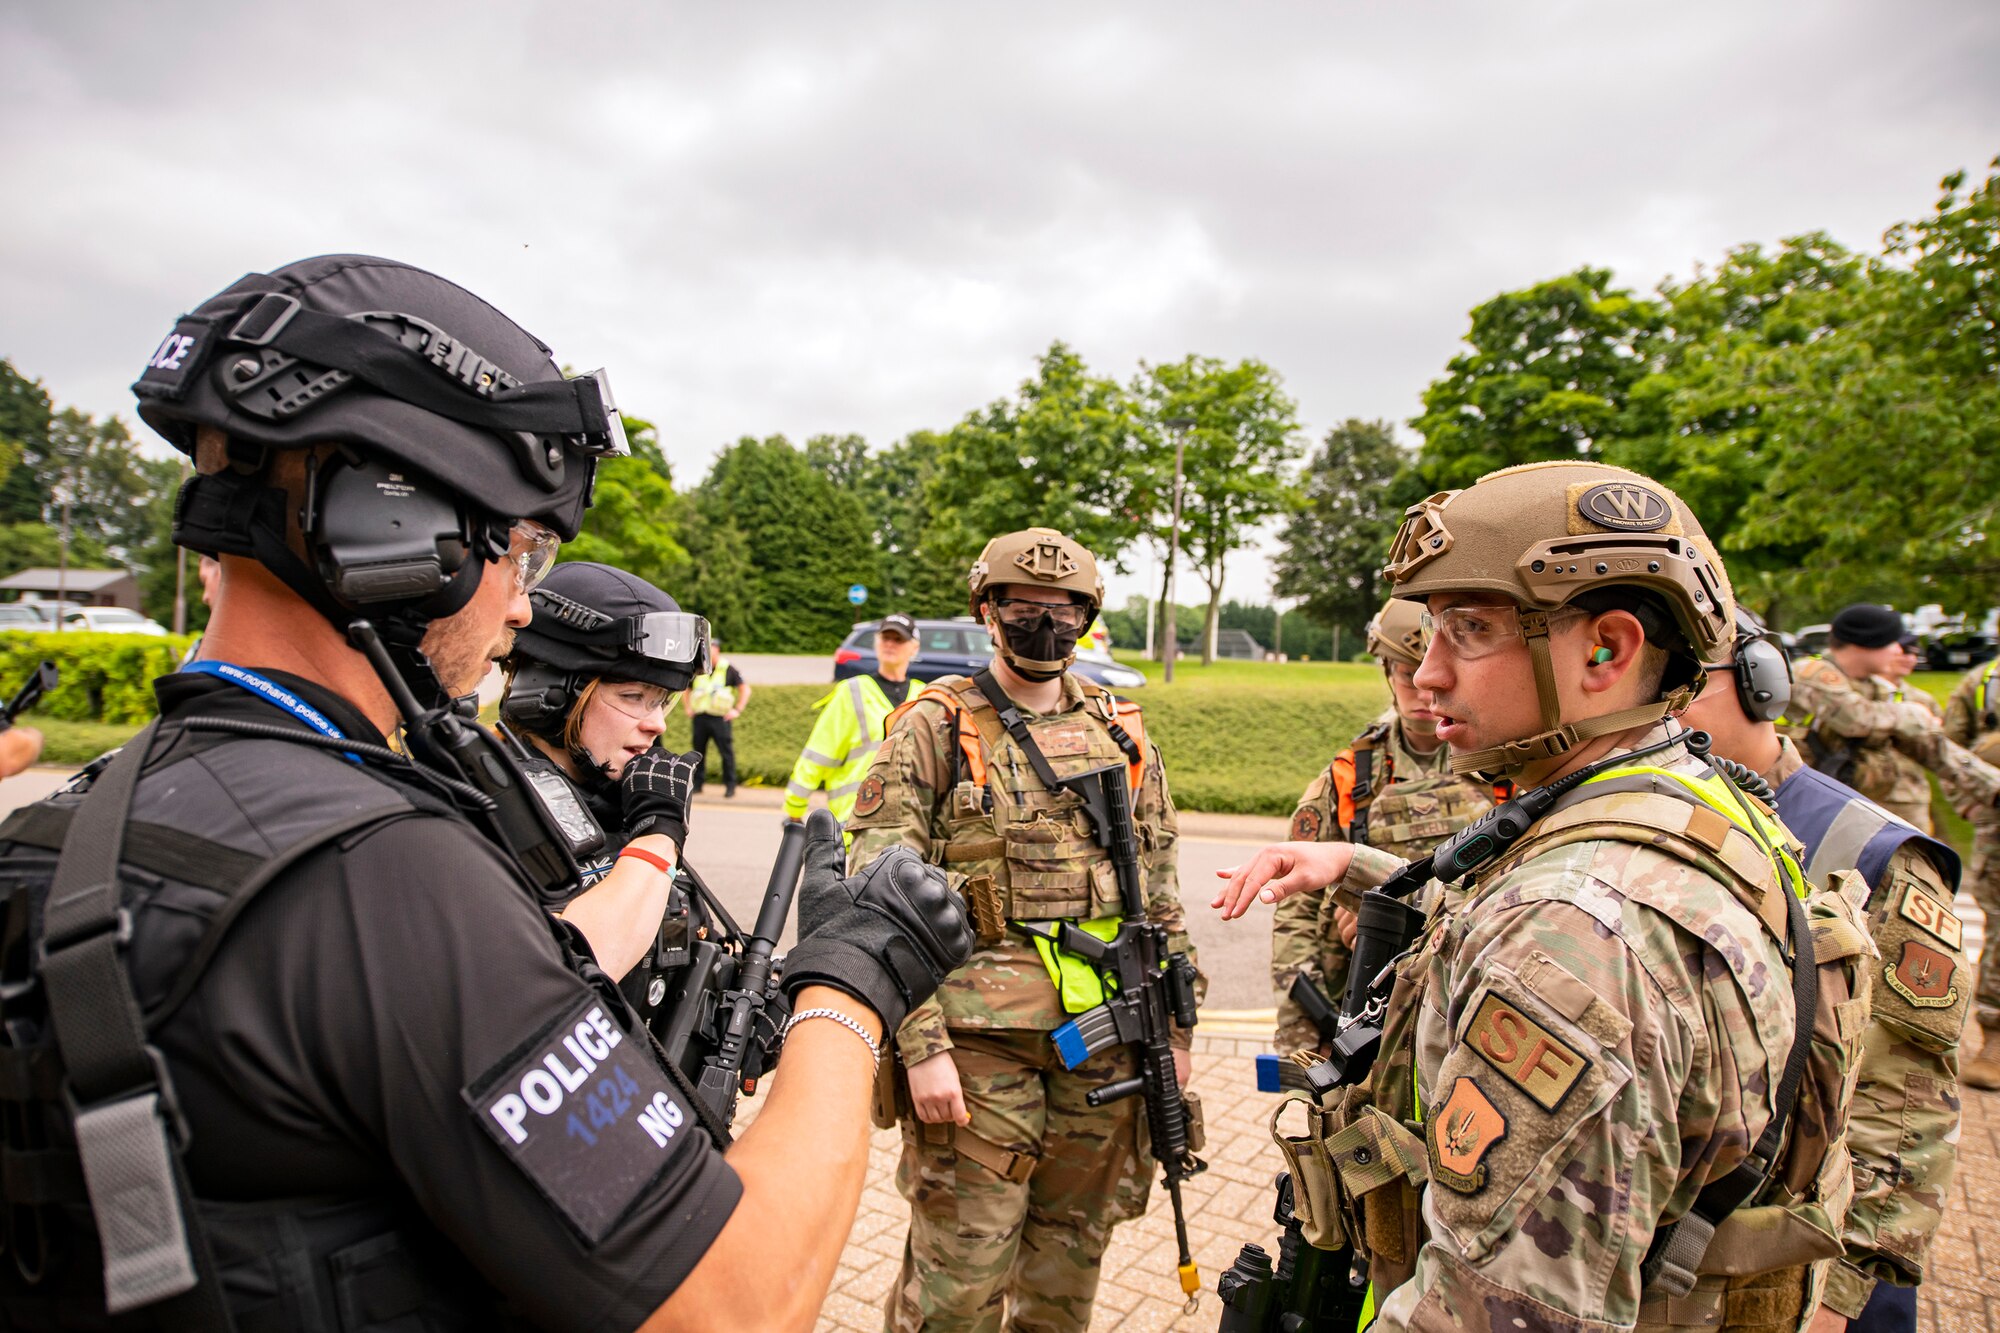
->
[847,527,1202,1332]
[1217,462,1872,1333]
[1270,597,1508,1057]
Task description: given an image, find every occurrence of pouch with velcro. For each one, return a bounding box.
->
[1270,1092,1348,1251]
[1322,1104,1430,1270]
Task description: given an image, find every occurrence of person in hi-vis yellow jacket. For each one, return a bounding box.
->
[786,612,923,827]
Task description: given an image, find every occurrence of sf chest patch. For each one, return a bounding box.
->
[1464,991,1589,1111]
[1430,1076,1507,1194]
[1897,881,1963,950]
[464,998,693,1245]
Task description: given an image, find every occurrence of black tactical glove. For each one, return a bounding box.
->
[619,748,702,846]
[781,809,975,1033]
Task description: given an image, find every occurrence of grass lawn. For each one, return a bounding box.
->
[18,663,1987,849]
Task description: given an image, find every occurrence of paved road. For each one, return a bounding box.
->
[683,799,1278,1013]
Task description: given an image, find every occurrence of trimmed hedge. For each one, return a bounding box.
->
[0,632,197,726]
[661,667,1391,817]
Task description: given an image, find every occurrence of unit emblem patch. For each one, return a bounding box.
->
[1290,807,1323,842]
[853,775,886,818]
[1465,991,1588,1111]
[1886,940,1959,1008]
[1430,1076,1507,1194]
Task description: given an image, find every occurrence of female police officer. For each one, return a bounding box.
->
[0,255,973,1332]
[499,559,709,985]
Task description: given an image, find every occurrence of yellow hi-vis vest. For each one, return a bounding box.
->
[784,674,923,823]
[688,660,736,716]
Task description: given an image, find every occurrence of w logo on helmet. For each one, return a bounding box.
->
[1578,481,1671,532]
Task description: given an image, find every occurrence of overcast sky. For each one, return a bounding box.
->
[4,2,1996,608]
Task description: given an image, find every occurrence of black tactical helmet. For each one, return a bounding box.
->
[135,254,624,541]
[502,562,709,741]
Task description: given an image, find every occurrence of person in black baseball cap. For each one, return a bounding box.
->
[784,612,925,828]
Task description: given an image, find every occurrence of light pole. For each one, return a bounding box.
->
[1162,416,1194,684]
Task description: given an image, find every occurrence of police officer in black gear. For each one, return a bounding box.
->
[501,560,709,1001]
[0,254,974,1332]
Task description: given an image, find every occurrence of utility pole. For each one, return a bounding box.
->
[55,469,71,635]
[1162,416,1194,684]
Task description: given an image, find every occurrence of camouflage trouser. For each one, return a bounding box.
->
[885,1028,1150,1333]
[1972,813,2000,1029]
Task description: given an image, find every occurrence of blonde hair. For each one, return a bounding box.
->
[562,677,603,752]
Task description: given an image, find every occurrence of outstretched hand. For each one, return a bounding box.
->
[1210,841,1356,920]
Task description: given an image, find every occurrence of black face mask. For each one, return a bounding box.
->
[996,611,1083,681]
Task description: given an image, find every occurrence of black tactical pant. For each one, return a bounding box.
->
[690,714,736,793]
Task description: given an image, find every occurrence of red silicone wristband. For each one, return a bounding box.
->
[618,846,677,876]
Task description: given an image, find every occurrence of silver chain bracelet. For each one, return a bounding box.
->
[782,1006,882,1066]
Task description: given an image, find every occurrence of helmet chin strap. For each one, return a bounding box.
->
[1448,608,1691,779]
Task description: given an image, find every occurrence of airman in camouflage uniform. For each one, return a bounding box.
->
[1781,604,2000,827]
[1216,462,1873,1333]
[848,527,1200,1333]
[1683,609,1966,1330]
[1271,599,1502,1056]
[1945,659,2000,1089]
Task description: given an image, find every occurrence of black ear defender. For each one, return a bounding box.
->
[301,452,479,606]
[498,660,576,739]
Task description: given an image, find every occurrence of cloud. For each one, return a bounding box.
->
[4,1,1995,606]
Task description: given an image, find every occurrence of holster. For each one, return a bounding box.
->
[1270,1084,1427,1267]
[871,1049,906,1131]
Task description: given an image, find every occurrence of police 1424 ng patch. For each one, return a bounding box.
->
[465,998,692,1245]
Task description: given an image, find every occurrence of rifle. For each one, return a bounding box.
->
[655,819,807,1126]
[0,661,57,732]
[1011,761,1207,1312]
[1218,727,1712,1330]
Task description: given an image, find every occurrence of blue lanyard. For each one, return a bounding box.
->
[181,660,361,764]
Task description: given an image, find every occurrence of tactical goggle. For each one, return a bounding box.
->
[531,589,709,673]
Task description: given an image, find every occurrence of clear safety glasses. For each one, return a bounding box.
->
[1418,605,1585,661]
[595,681,676,723]
[991,598,1091,632]
[507,520,561,594]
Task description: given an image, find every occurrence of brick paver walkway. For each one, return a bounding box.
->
[787,883,2000,1332]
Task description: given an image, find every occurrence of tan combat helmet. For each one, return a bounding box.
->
[968,527,1104,679]
[1382,460,1733,776]
[1364,597,1426,670]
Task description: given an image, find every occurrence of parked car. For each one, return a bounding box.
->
[0,604,46,633]
[833,617,1147,691]
[1924,615,2000,671]
[60,607,169,636]
[1790,624,1832,658]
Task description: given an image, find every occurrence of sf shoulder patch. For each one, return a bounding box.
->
[463,997,694,1245]
[1898,882,1964,950]
[1886,939,1959,1008]
[853,774,886,818]
[1430,1076,1507,1194]
[1290,806,1323,842]
[1464,991,1588,1111]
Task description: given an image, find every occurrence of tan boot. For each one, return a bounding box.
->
[1965,1031,2000,1090]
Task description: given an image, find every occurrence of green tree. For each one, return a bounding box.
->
[0,521,111,582]
[557,417,691,595]
[922,343,1158,580]
[1136,356,1303,662]
[698,435,877,652]
[848,431,965,617]
[1274,419,1418,652]
[1412,268,1666,489]
[678,495,758,645]
[0,359,54,525]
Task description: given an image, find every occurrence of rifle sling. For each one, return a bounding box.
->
[973,670,1067,792]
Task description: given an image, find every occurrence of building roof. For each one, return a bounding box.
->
[0,568,135,593]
